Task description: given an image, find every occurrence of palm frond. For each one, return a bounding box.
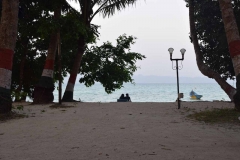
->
[67,0,79,3]
[90,0,139,21]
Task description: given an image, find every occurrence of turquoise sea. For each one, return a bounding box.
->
[53,83,232,102]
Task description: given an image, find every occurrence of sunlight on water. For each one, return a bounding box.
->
[53,83,231,102]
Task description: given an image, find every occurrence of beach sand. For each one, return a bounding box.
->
[1,101,240,160]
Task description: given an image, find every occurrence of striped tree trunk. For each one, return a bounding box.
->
[0,0,19,113]
[62,0,90,102]
[62,37,85,102]
[33,7,61,104]
[219,0,240,109]
[189,0,236,101]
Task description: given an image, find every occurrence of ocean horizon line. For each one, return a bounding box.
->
[62,75,235,85]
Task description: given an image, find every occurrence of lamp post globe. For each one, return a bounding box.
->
[168,48,174,54]
[180,48,186,55]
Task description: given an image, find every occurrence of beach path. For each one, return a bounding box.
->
[0,102,240,160]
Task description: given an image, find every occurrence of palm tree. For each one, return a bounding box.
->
[32,4,62,104]
[0,0,19,113]
[62,0,139,101]
[188,0,236,102]
[219,0,240,109]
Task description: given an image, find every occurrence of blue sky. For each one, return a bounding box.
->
[66,0,213,79]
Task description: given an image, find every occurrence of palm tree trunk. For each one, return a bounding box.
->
[57,32,62,104]
[189,0,236,101]
[33,6,61,104]
[62,0,90,102]
[0,0,19,113]
[62,37,85,102]
[15,40,28,102]
[219,0,240,109]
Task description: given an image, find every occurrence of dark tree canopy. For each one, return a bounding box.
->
[185,0,240,80]
[11,0,97,100]
[7,0,145,100]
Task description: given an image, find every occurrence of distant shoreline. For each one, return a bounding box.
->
[63,74,235,85]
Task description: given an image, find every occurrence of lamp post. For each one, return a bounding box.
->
[168,48,186,109]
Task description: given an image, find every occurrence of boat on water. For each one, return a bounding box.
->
[190,90,202,99]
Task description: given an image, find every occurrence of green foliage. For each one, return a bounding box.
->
[11,0,99,100]
[187,108,240,124]
[80,34,146,93]
[11,90,28,101]
[54,22,100,78]
[12,105,24,111]
[10,0,140,100]
[11,0,55,100]
[186,0,240,80]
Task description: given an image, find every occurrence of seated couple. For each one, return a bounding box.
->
[119,93,131,102]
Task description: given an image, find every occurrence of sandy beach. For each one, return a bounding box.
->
[1,101,240,160]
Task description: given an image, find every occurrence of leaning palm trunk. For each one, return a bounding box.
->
[62,37,85,101]
[0,0,19,113]
[62,0,90,102]
[62,0,139,102]
[189,0,236,101]
[219,0,240,109]
[33,7,61,104]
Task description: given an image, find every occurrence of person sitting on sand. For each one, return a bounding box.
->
[126,93,131,102]
[119,94,125,99]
